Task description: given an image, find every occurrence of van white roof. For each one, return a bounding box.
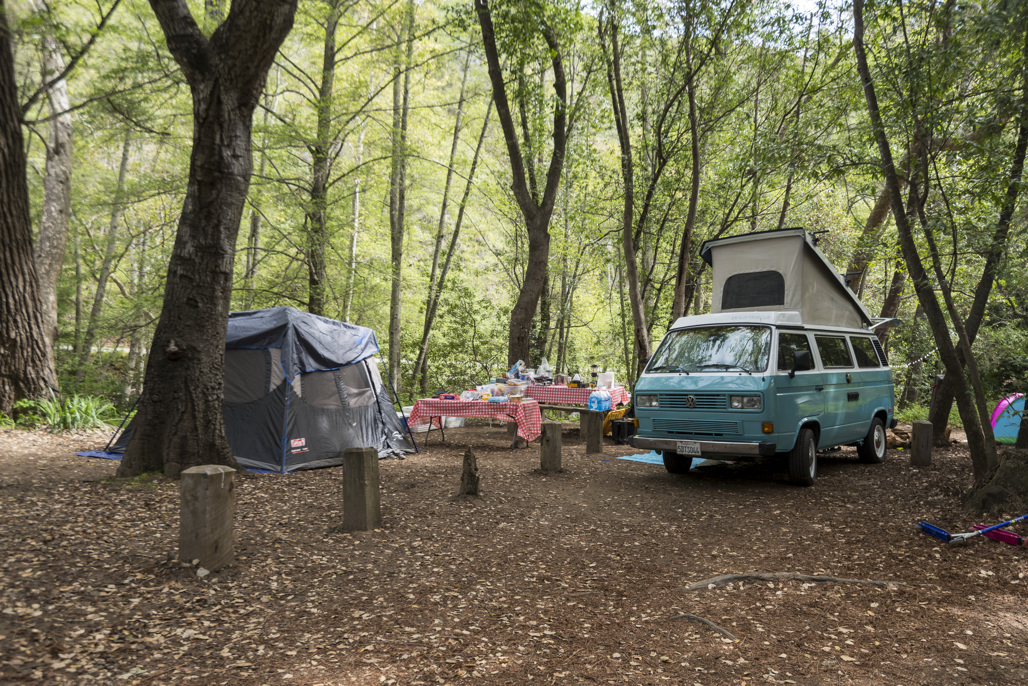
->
[699,228,873,329]
[667,311,873,334]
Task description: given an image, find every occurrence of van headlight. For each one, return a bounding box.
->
[729,395,761,410]
[636,394,658,407]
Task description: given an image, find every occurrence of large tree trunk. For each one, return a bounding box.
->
[476,0,567,368]
[118,0,296,478]
[0,3,59,414]
[33,28,74,351]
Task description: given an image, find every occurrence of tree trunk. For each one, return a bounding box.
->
[243,70,277,310]
[476,0,568,368]
[412,97,492,394]
[0,3,59,413]
[387,0,415,392]
[118,0,296,478]
[78,130,132,378]
[928,20,1028,444]
[305,1,342,317]
[853,0,996,485]
[33,27,74,351]
[599,10,651,379]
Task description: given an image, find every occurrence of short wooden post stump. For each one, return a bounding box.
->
[179,464,235,570]
[911,420,932,467]
[343,447,381,531]
[540,421,563,472]
[583,410,604,454]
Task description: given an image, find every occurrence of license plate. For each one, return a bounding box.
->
[676,441,701,456]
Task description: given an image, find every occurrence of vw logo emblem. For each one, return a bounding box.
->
[685,395,696,408]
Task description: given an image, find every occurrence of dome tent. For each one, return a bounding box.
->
[110,307,413,472]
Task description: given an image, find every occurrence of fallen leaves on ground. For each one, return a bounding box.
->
[1,424,1027,684]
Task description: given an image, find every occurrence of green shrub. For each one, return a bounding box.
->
[0,411,14,429]
[13,394,118,433]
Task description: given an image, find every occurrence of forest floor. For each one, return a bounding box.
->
[2,421,1028,685]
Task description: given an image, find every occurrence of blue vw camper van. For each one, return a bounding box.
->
[630,229,896,485]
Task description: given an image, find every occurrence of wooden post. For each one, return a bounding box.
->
[343,447,381,531]
[540,421,562,472]
[583,410,604,454]
[179,465,235,570]
[911,420,932,467]
[460,447,480,496]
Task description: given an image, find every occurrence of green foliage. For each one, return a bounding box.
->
[13,395,118,433]
[895,403,964,429]
[0,411,15,429]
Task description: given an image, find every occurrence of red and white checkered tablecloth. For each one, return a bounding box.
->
[523,385,630,407]
[406,398,543,442]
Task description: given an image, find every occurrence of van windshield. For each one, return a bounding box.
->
[647,326,771,374]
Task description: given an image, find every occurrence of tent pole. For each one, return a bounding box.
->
[105,395,141,452]
[379,354,420,453]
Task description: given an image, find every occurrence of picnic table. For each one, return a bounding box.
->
[523,384,631,410]
[406,398,543,445]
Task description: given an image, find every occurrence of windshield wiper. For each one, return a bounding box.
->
[698,363,753,374]
[648,365,689,374]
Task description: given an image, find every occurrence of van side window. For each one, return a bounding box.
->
[850,337,881,368]
[778,333,812,371]
[814,336,853,368]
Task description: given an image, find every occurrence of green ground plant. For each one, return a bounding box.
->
[14,395,118,433]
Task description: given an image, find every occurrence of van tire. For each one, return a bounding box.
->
[857,417,887,463]
[663,451,693,474]
[788,428,817,486]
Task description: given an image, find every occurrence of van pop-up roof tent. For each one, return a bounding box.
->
[109,307,413,472]
[699,228,873,329]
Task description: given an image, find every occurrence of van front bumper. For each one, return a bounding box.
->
[629,436,777,457]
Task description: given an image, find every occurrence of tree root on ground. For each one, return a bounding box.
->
[670,613,737,641]
[682,571,907,591]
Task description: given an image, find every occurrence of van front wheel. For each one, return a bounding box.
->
[788,428,817,486]
[663,451,693,474]
[857,417,887,464]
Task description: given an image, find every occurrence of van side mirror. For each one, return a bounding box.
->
[790,350,812,378]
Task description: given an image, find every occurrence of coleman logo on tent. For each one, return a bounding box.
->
[291,438,306,448]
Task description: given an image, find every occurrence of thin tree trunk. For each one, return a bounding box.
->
[387,0,415,392]
[412,97,492,393]
[599,9,651,377]
[853,0,996,485]
[244,69,276,310]
[33,27,73,351]
[306,1,342,316]
[78,131,132,378]
[928,19,1028,443]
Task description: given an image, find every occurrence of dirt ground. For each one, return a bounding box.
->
[2,421,1027,685]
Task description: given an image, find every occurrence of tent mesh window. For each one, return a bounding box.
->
[337,362,376,407]
[722,271,785,309]
[225,349,270,403]
[301,370,343,408]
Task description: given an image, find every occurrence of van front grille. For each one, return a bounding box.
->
[659,393,727,410]
[651,419,740,437]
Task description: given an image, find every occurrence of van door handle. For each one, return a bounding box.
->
[815,385,824,391]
